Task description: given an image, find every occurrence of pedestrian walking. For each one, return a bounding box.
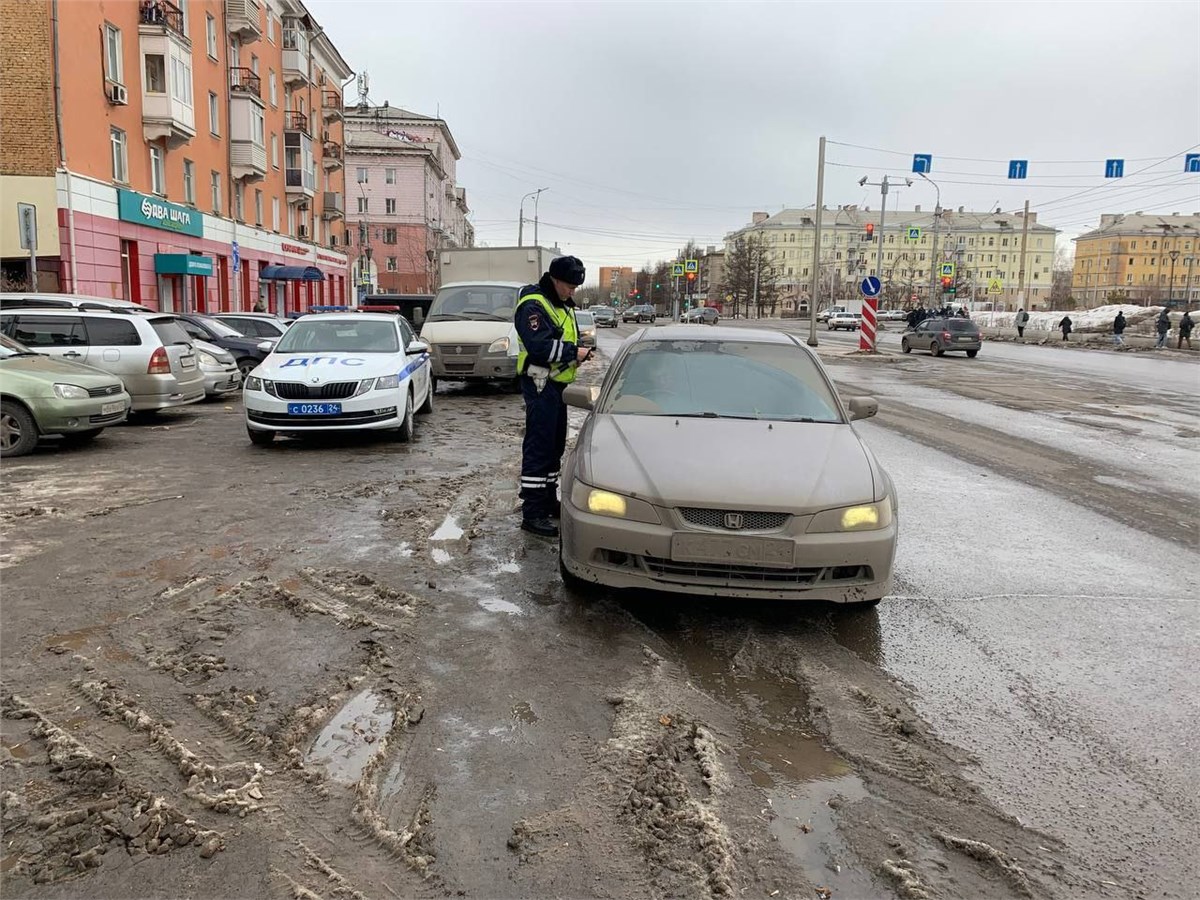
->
[1155,308,1171,349]
[1059,315,1072,341]
[1016,308,1029,338]
[1178,311,1194,350]
[1112,310,1126,347]
[514,255,592,538]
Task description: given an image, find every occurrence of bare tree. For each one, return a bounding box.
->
[1050,245,1074,307]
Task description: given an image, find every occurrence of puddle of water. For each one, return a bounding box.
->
[431,548,452,565]
[44,625,107,654]
[511,701,538,725]
[304,689,395,784]
[479,597,522,616]
[431,515,464,542]
[0,854,19,874]
[0,736,33,760]
[381,758,407,799]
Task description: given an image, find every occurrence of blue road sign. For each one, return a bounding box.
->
[1186,154,1200,173]
[906,226,922,241]
[912,154,932,174]
[1008,159,1028,179]
[860,276,882,297]
[231,240,240,273]
[1105,159,1124,178]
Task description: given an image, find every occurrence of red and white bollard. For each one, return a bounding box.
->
[860,298,877,351]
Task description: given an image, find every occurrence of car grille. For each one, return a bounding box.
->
[678,507,790,531]
[247,408,396,427]
[88,411,127,425]
[436,344,483,374]
[274,381,359,400]
[437,344,483,357]
[643,556,821,585]
[87,384,124,398]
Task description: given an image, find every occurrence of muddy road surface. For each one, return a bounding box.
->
[2,325,1196,899]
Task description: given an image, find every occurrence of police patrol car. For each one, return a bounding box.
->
[243,312,433,445]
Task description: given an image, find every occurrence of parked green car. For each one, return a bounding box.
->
[0,333,131,458]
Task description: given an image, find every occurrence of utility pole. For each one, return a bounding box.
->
[857,173,910,352]
[806,136,825,346]
[752,243,760,317]
[919,173,941,307]
[517,187,547,247]
[533,189,545,248]
[1017,199,1030,311]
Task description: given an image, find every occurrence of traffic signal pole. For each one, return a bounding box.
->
[806,136,825,347]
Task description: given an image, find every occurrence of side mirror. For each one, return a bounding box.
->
[256,340,274,353]
[407,339,430,355]
[847,396,878,421]
[563,383,599,411]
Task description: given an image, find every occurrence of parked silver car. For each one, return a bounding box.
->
[575,310,597,348]
[0,292,151,314]
[193,338,242,397]
[0,309,205,411]
[214,313,291,340]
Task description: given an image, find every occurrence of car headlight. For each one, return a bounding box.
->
[353,377,377,396]
[375,374,400,390]
[53,383,89,399]
[806,496,893,533]
[198,351,219,366]
[569,480,660,524]
[244,376,263,392]
[487,337,509,354]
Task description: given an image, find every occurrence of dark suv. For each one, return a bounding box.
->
[170,314,275,376]
[622,304,656,324]
[901,317,982,357]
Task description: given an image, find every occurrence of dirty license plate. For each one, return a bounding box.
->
[288,402,342,416]
[671,533,794,568]
[180,356,197,369]
[100,401,125,415]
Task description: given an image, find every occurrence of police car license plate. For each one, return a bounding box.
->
[100,401,125,415]
[288,403,342,415]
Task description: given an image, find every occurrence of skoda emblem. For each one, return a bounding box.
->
[724,513,743,530]
[311,376,320,384]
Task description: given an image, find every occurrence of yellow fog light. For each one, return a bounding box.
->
[841,505,879,530]
[588,490,627,517]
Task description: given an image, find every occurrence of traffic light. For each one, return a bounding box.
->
[940,276,955,294]
[865,223,875,238]
[686,272,695,282]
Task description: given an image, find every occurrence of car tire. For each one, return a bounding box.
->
[966,349,979,358]
[237,358,258,378]
[394,391,415,442]
[61,428,104,444]
[247,427,275,446]
[0,400,39,458]
[931,341,944,357]
[417,379,434,414]
[901,338,911,353]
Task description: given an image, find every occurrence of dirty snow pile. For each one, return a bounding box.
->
[973,305,1166,333]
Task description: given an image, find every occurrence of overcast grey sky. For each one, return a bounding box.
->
[310,0,1200,273]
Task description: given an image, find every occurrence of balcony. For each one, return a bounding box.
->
[322,192,344,220]
[225,0,262,43]
[281,21,310,86]
[321,141,342,171]
[322,89,343,122]
[284,112,315,202]
[229,68,266,182]
[139,14,194,148]
[139,0,186,39]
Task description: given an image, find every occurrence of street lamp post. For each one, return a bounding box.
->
[1168,249,1180,305]
[517,188,547,247]
[919,172,942,307]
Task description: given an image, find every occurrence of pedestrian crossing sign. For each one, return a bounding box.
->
[940,263,955,278]
[987,277,1003,294]
[672,263,685,277]
[906,227,922,241]
[684,259,699,274]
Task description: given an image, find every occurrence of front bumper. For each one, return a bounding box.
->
[429,348,517,381]
[560,499,895,603]
[201,363,242,396]
[244,388,404,432]
[27,394,131,434]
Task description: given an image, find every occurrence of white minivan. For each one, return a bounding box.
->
[419,281,524,390]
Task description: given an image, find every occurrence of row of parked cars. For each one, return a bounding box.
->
[0,293,295,457]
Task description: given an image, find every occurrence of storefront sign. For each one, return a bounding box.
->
[316,252,346,266]
[155,253,215,276]
[280,242,311,256]
[117,189,203,237]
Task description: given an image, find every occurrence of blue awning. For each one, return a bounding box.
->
[261,265,325,282]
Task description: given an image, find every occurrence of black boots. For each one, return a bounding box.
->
[521,517,559,538]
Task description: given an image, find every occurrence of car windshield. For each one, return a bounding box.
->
[576,312,595,327]
[191,316,244,338]
[0,333,38,357]
[427,285,519,322]
[273,319,400,353]
[600,340,843,423]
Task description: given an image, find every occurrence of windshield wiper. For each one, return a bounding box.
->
[425,314,456,321]
[458,312,507,321]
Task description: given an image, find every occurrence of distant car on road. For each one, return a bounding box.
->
[0,332,131,457]
[817,305,846,323]
[591,307,618,328]
[622,304,656,324]
[878,308,908,322]
[682,307,720,325]
[575,310,597,348]
[827,312,862,331]
[902,317,982,357]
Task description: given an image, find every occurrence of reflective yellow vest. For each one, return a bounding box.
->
[516,292,580,384]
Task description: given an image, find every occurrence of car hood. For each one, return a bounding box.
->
[218,334,273,353]
[420,319,517,354]
[192,338,234,363]
[576,415,879,512]
[256,350,406,382]
[0,353,119,384]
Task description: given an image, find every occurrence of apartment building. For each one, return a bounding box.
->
[1072,212,1200,306]
[598,266,634,301]
[344,104,472,296]
[0,0,353,314]
[727,206,1060,309]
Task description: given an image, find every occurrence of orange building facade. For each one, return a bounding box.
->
[4,0,354,314]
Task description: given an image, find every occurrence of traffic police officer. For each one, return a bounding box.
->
[514,256,592,537]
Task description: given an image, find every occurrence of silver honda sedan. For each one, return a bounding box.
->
[559,326,897,606]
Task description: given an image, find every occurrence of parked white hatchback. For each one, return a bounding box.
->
[243,313,433,446]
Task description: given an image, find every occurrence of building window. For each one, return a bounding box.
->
[385,168,396,184]
[255,190,263,226]
[269,71,277,105]
[383,228,397,244]
[386,257,397,272]
[178,0,190,35]
[170,56,192,106]
[357,167,368,184]
[252,106,264,145]
[385,198,396,215]
[205,14,218,58]
[266,9,276,42]
[272,197,280,231]
[104,23,122,83]
[145,54,166,93]
[183,159,195,203]
[208,92,219,135]
[271,134,279,168]
[250,54,259,76]
[210,170,221,214]
[110,128,127,182]
[357,196,368,213]
[234,183,244,221]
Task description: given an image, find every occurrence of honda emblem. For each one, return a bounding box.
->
[724,513,743,530]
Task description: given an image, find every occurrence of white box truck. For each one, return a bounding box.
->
[421,247,562,389]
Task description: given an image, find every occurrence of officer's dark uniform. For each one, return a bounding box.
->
[514,257,588,537]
